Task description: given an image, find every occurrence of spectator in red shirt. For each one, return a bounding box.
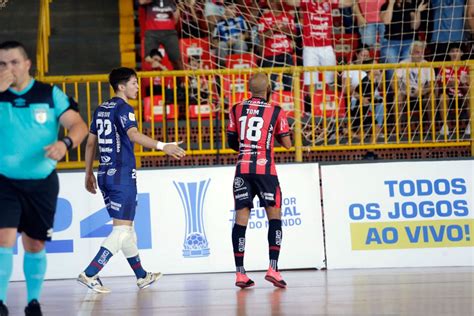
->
[139,0,184,71]
[289,0,337,90]
[258,0,296,91]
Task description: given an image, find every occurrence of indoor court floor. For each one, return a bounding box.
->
[5,267,473,315]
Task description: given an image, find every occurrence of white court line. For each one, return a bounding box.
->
[77,290,103,316]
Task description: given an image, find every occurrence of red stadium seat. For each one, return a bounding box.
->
[270,91,303,118]
[189,103,215,119]
[225,53,256,69]
[333,34,359,64]
[143,95,177,122]
[311,89,346,118]
[179,38,214,69]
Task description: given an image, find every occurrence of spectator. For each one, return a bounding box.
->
[258,0,296,91]
[144,49,172,97]
[288,0,337,90]
[395,41,435,136]
[427,0,468,61]
[468,0,474,39]
[351,77,383,139]
[339,0,358,34]
[353,0,386,48]
[380,0,428,79]
[178,0,205,38]
[213,3,250,68]
[436,44,470,136]
[187,56,216,105]
[343,47,385,138]
[204,0,226,31]
[139,0,184,71]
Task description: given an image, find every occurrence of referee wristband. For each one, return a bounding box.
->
[60,136,73,150]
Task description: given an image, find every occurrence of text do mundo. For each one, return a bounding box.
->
[229,197,301,229]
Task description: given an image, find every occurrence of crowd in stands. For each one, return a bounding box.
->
[136,0,474,140]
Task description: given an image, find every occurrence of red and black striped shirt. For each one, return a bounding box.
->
[227,97,290,176]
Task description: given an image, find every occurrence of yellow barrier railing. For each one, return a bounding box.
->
[41,61,473,169]
[36,0,52,78]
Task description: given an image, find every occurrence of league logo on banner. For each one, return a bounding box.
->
[174,179,211,258]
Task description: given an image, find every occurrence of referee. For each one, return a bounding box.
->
[0,41,87,316]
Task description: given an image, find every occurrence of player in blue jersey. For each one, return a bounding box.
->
[0,41,88,316]
[77,67,186,293]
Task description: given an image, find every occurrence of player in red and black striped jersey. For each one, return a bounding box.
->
[227,73,291,289]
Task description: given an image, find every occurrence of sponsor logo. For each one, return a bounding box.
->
[174,179,211,258]
[275,230,282,245]
[99,147,113,153]
[98,249,110,265]
[235,192,249,199]
[46,228,53,238]
[234,177,244,189]
[238,237,245,252]
[257,159,268,166]
[34,108,48,124]
[110,201,122,211]
[261,192,275,201]
[100,156,111,163]
[107,168,116,176]
[129,112,136,121]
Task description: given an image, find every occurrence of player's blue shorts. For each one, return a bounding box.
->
[99,184,137,221]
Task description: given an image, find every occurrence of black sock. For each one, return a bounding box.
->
[232,224,247,273]
[268,219,282,271]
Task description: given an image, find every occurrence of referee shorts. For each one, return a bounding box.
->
[0,171,59,241]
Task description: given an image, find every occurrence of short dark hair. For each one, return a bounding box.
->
[0,41,29,59]
[109,67,137,92]
[149,48,163,59]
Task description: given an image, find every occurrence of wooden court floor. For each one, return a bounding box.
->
[5,267,473,315]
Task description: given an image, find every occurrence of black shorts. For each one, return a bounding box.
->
[0,171,59,241]
[233,173,282,210]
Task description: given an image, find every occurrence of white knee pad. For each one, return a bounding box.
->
[121,228,139,259]
[101,225,132,255]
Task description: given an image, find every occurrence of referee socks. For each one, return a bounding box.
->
[24,249,46,304]
[0,247,13,302]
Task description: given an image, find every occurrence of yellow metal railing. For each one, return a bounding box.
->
[36,0,52,78]
[41,61,473,169]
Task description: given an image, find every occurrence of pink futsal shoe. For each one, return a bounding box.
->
[235,272,255,289]
[264,267,287,288]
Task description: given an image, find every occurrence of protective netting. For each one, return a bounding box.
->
[137,0,474,145]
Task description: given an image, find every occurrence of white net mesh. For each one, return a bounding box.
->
[137,0,474,144]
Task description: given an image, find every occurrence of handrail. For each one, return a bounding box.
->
[36,0,52,79]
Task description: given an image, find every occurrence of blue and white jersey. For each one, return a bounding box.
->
[90,97,138,186]
[213,16,248,42]
[0,79,73,179]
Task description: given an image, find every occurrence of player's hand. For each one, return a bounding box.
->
[85,173,97,194]
[163,141,186,160]
[0,69,14,92]
[44,141,67,161]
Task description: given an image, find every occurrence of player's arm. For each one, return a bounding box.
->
[45,109,88,161]
[275,107,292,150]
[84,133,98,194]
[276,134,292,149]
[227,132,240,152]
[126,127,186,159]
[226,106,240,152]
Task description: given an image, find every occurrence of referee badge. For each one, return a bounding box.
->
[34,108,48,124]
